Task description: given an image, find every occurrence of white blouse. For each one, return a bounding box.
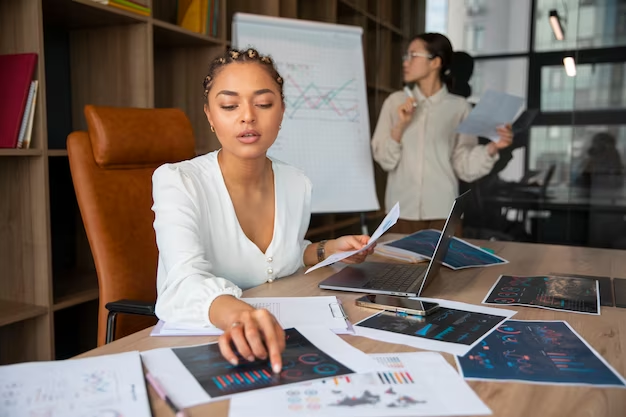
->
[151,150,312,327]
[371,85,498,221]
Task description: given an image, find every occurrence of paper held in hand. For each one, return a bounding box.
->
[457,89,524,142]
[305,202,400,274]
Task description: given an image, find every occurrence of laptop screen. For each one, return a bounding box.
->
[415,190,470,296]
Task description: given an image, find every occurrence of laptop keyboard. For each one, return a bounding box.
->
[362,263,426,292]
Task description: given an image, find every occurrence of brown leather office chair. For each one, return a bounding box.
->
[67,105,196,346]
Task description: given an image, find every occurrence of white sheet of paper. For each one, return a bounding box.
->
[354,298,517,356]
[0,351,151,417]
[141,326,385,407]
[151,296,353,337]
[457,90,524,141]
[305,202,400,274]
[228,352,491,417]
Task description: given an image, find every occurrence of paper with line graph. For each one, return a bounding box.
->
[0,351,151,417]
[354,298,516,356]
[229,352,491,416]
[233,13,379,213]
[378,229,509,269]
[456,320,626,387]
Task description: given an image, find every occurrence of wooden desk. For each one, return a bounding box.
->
[79,237,626,417]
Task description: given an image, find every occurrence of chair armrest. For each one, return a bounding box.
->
[105,299,156,344]
[105,299,156,316]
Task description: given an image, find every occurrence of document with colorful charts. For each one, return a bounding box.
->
[456,320,626,388]
[483,275,600,315]
[229,351,491,417]
[354,298,516,356]
[305,202,399,274]
[377,229,509,269]
[0,351,151,417]
[140,326,385,408]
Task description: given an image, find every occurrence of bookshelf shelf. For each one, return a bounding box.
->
[379,20,404,37]
[53,269,99,311]
[0,300,48,327]
[0,0,417,364]
[153,19,225,47]
[43,0,149,28]
[337,0,377,24]
[48,149,68,157]
[0,149,43,156]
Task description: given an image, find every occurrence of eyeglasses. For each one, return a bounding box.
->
[402,52,434,62]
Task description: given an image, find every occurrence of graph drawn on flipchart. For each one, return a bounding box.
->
[234,13,379,213]
[0,351,150,417]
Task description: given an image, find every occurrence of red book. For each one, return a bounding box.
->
[0,53,37,148]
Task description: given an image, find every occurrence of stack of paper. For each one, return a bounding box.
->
[151,296,353,336]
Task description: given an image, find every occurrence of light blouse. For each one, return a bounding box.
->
[371,85,498,220]
[151,150,312,327]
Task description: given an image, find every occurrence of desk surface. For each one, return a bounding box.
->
[79,237,626,417]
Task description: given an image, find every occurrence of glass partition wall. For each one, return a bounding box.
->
[425,0,626,249]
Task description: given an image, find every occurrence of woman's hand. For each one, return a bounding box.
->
[391,98,416,142]
[211,296,286,374]
[487,123,514,156]
[397,97,416,125]
[327,235,376,264]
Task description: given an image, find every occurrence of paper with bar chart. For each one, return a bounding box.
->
[456,320,626,387]
[140,327,382,407]
[233,13,379,213]
[229,352,491,417]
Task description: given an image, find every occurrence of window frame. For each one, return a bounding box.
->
[467,0,626,173]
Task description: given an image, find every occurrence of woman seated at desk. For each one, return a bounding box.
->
[150,48,374,374]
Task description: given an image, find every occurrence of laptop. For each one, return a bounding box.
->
[318,190,470,297]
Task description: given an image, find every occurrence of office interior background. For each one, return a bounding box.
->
[1,0,625,364]
[424,0,626,249]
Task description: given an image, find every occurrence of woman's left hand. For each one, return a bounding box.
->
[328,235,375,264]
[487,124,514,155]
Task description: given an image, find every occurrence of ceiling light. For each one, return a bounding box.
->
[549,10,564,40]
[563,57,576,77]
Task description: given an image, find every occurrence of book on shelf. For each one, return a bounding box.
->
[16,80,38,149]
[178,0,219,37]
[0,53,37,149]
[88,0,151,16]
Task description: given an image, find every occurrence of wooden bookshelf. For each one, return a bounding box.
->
[0,0,418,364]
[0,300,48,328]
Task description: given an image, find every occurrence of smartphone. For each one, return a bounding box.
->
[355,294,440,316]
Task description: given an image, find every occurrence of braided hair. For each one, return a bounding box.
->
[203,47,284,101]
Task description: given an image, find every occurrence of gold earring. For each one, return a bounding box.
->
[210,125,215,132]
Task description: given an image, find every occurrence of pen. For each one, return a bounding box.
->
[146,372,189,417]
[403,86,417,108]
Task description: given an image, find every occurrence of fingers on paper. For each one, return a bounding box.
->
[229,323,255,362]
[218,333,240,366]
[253,309,285,373]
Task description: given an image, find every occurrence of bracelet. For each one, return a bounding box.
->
[317,240,328,263]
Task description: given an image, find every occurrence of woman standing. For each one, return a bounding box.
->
[371,33,513,234]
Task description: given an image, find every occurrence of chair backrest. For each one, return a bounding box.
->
[67,105,196,346]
